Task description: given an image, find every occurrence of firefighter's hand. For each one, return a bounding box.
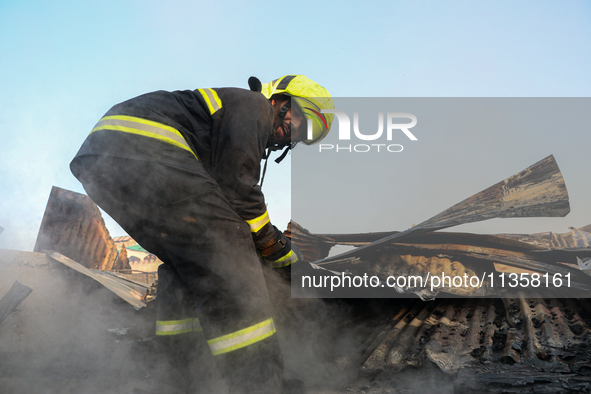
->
[291,242,304,262]
[261,227,304,268]
[269,243,304,283]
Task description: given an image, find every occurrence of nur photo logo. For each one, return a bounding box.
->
[309,110,418,153]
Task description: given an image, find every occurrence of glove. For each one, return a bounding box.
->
[260,226,304,268]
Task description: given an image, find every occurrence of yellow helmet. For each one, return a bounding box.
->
[254,75,335,145]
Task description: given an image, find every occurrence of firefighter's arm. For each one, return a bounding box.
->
[209,90,294,261]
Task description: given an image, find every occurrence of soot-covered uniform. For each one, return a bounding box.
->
[71,87,285,393]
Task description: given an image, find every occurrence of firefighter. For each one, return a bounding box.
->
[70,75,334,393]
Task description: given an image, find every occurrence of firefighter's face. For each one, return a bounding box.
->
[272,99,305,143]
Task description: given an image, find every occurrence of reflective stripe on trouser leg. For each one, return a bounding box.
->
[156,318,202,336]
[207,318,276,355]
[156,263,203,336]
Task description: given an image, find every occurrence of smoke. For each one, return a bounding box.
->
[0,151,459,394]
[261,267,460,394]
[0,248,234,393]
[0,89,99,252]
[0,246,460,394]
[364,363,455,394]
[262,266,374,391]
[0,249,166,393]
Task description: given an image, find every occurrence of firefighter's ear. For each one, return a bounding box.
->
[248,76,262,92]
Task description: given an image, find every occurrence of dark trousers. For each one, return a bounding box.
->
[71,154,283,393]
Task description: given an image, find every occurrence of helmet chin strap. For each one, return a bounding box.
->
[260,143,296,188]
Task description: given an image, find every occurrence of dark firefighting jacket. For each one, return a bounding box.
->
[73,87,277,248]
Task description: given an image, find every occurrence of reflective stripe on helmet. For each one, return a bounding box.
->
[267,250,298,268]
[276,75,297,90]
[207,318,276,355]
[197,88,222,115]
[91,115,198,160]
[156,318,202,336]
[245,210,270,233]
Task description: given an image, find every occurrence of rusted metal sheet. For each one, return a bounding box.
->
[313,155,570,266]
[354,297,591,392]
[44,250,148,309]
[0,281,33,325]
[34,186,130,271]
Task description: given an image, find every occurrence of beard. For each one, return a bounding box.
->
[268,97,291,146]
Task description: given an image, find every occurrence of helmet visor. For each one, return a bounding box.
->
[292,97,331,145]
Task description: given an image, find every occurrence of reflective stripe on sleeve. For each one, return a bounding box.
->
[198,88,222,114]
[245,211,270,233]
[91,115,198,160]
[156,318,202,336]
[267,250,298,268]
[207,318,276,355]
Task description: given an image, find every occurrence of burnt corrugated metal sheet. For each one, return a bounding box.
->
[287,155,591,298]
[44,250,149,309]
[34,186,130,271]
[354,297,591,392]
[312,155,570,266]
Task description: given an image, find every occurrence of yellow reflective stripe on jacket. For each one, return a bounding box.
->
[91,115,198,160]
[156,318,202,336]
[207,318,276,355]
[198,88,222,115]
[267,250,298,268]
[245,210,270,233]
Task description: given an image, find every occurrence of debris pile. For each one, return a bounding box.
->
[0,249,158,393]
[349,297,591,393]
[2,154,591,393]
[285,155,591,392]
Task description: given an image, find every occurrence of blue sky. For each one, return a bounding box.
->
[1,1,590,251]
